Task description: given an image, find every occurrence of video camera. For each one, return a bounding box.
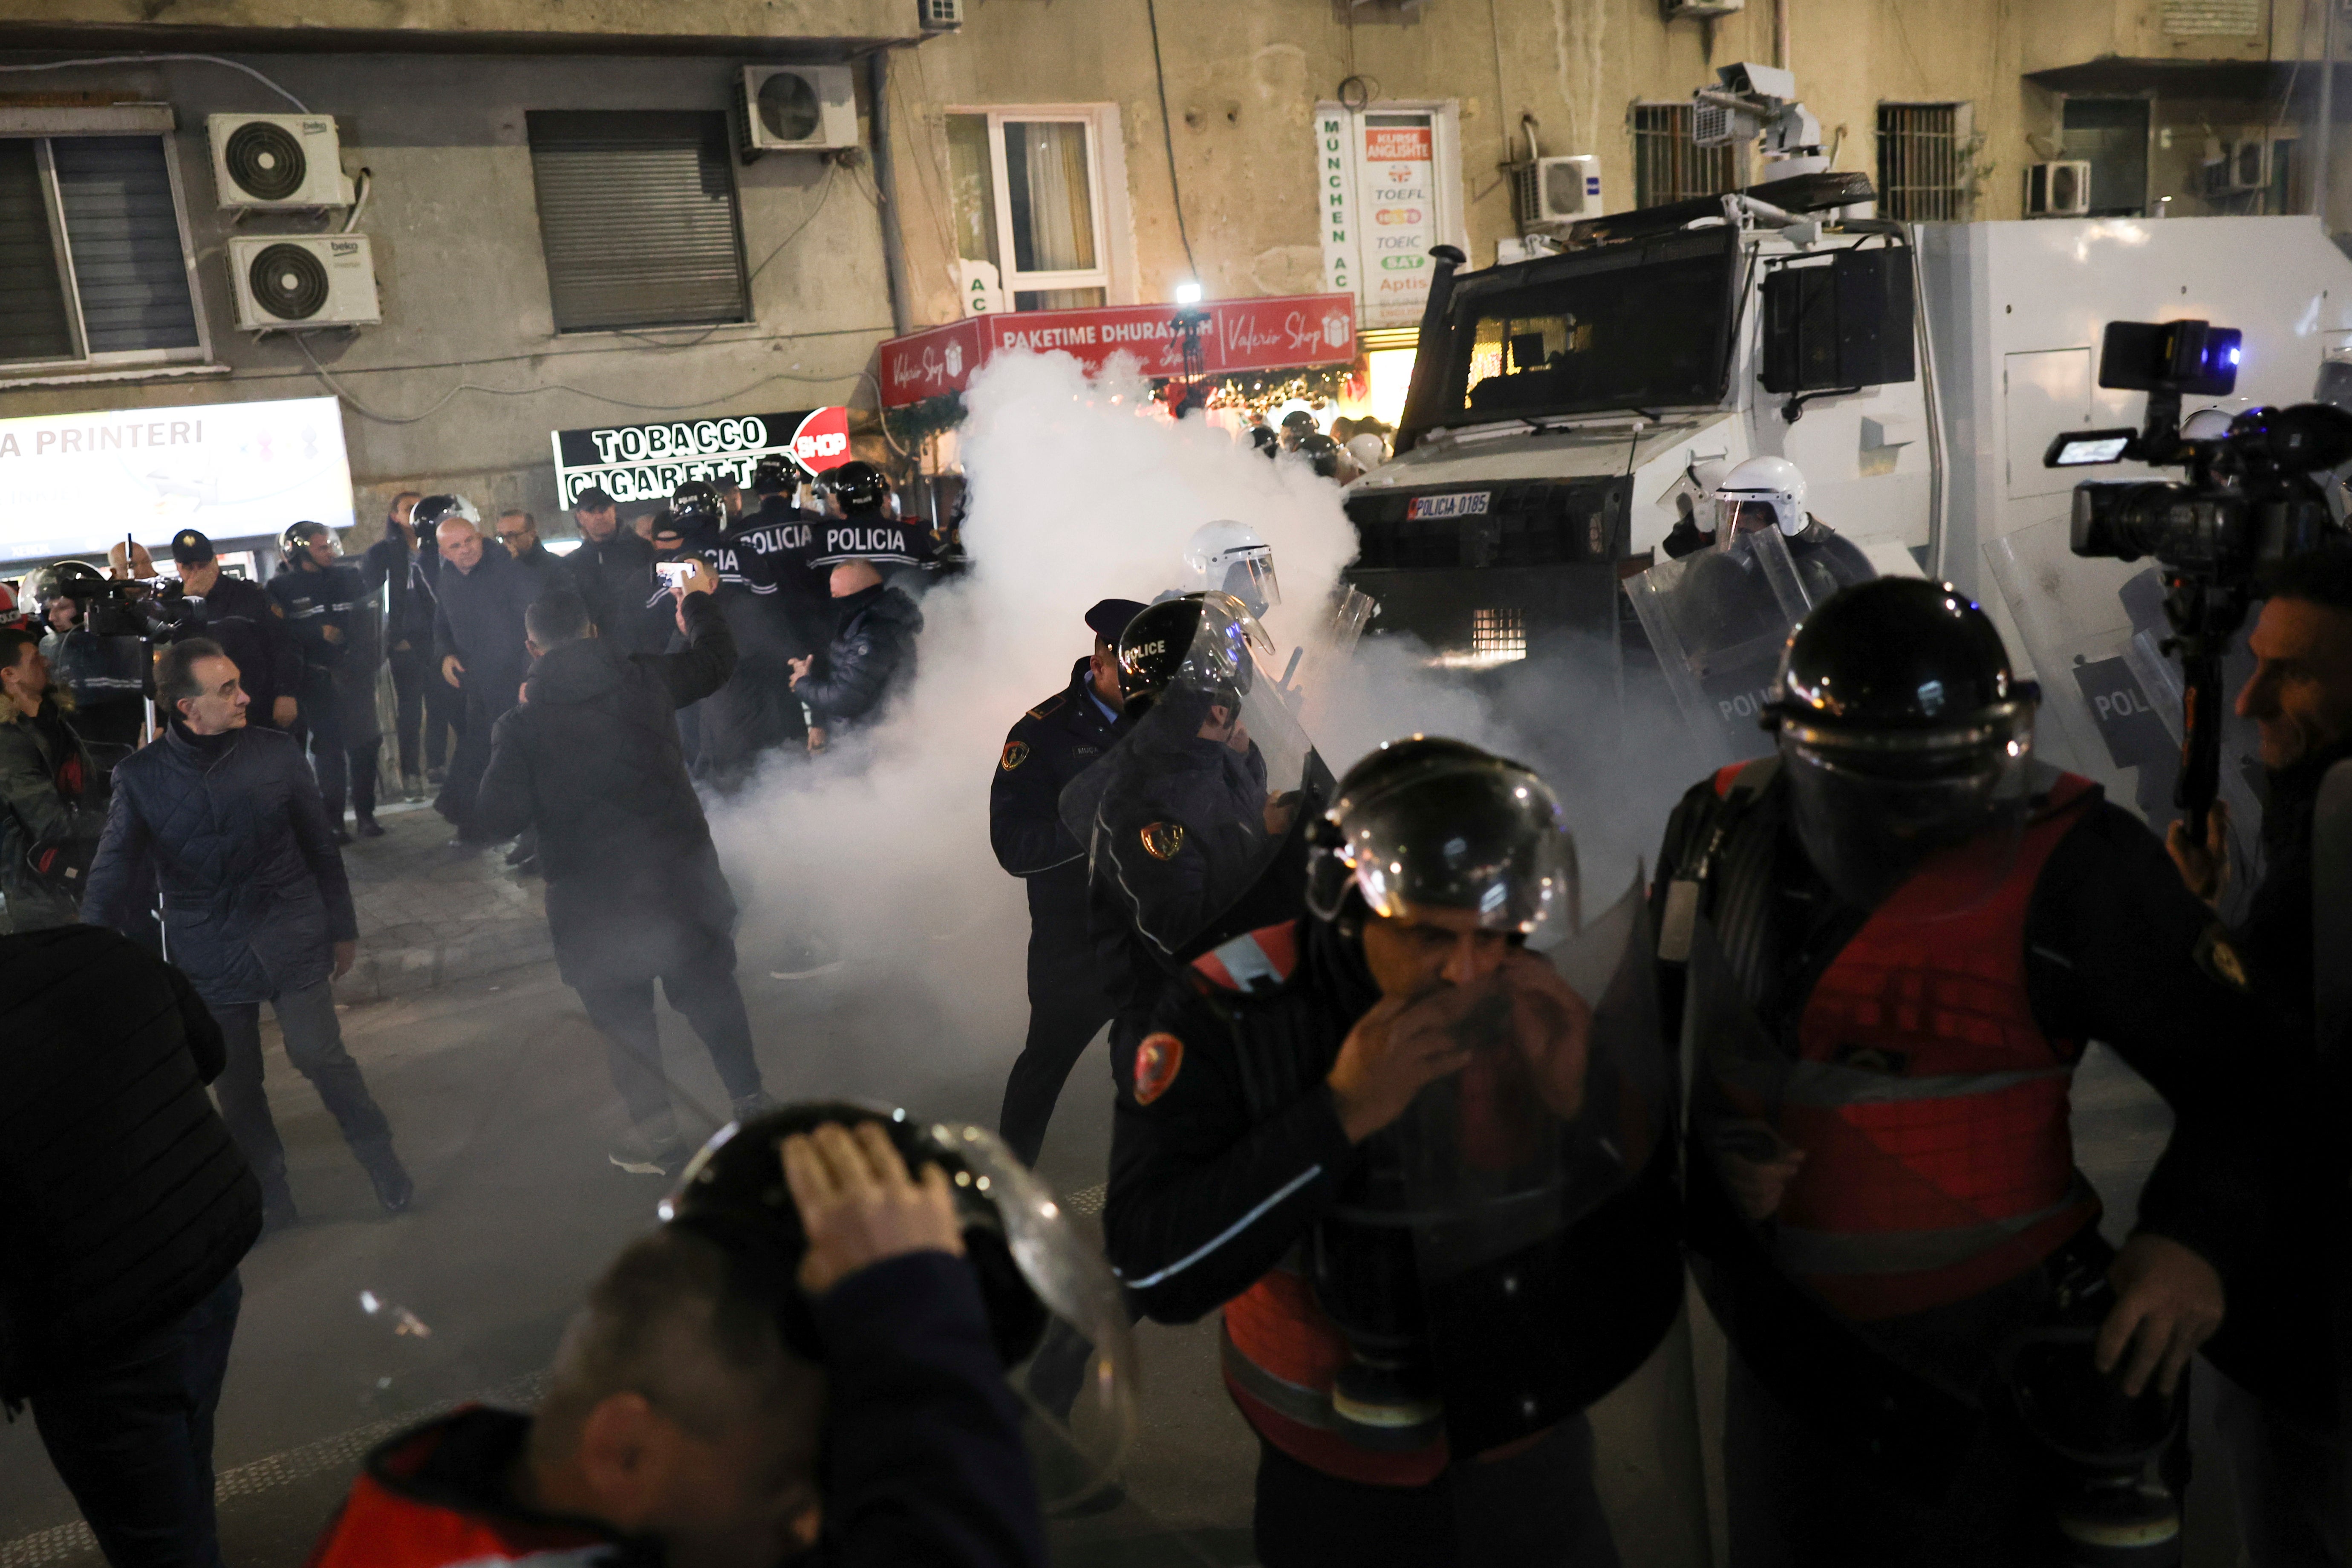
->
[2043,319,2352,832]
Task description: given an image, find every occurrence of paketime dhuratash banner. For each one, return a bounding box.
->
[550,408,852,509]
[0,395,355,565]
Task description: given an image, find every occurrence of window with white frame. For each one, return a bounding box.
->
[1,115,205,375]
[945,109,1111,312]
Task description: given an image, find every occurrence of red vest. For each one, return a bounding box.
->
[1194,924,1454,1489]
[305,1412,623,1568]
[1709,765,2103,1322]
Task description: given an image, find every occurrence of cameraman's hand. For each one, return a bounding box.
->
[2165,802,2230,908]
[1327,993,1473,1144]
[781,1121,964,1296]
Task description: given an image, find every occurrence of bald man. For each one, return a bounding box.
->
[430,517,539,849]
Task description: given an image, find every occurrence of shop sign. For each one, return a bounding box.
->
[549,408,851,508]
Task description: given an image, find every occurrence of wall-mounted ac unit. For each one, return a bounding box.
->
[2202,137,2270,195]
[228,235,381,330]
[733,65,858,162]
[1664,0,1745,15]
[1511,154,1605,228]
[917,0,964,29]
[208,114,354,209]
[2025,160,2092,217]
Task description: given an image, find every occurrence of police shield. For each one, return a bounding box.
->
[1310,875,1683,1461]
[1983,514,2265,897]
[1060,594,1330,966]
[1625,526,1821,765]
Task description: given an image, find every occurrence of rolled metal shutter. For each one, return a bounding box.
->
[0,139,77,363]
[527,111,750,333]
[52,136,201,354]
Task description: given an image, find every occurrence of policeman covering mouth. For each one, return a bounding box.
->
[1099,731,1683,1567]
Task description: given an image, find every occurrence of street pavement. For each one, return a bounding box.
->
[0,798,2241,1567]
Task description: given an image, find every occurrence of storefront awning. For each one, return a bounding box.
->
[877,292,1358,409]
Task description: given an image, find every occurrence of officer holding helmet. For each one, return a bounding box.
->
[1651,576,2281,1567]
[1100,732,1683,1567]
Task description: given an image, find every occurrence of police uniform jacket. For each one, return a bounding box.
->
[268,560,351,696]
[473,594,738,988]
[990,659,1119,932]
[736,494,830,654]
[179,572,299,721]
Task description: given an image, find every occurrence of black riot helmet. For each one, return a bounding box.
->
[280,520,335,562]
[410,494,480,536]
[1765,578,2040,910]
[1113,591,1264,719]
[826,460,890,514]
[1306,736,1579,936]
[26,560,106,610]
[750,453,794,497]
[670,479,726,533]
[1297,431,1342,478]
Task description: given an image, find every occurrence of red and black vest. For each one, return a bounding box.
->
[1192,923,1455,1488]
[1706,763,2104,1323]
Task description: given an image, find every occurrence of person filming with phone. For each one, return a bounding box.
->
[474,560,775,1178]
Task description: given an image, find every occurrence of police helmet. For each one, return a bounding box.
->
[281,520,336,559]
[27,560,106,609]
[1714,455,1809,539]
[750,453,795,496]
[1113,591,1267,718]
[1766,578,2040,908]
[826,460,890,514]
[670,479,725,532]
[1183,520,1281,616]
[1297,431,1342,479]
[1306,736,1579,936]
[410,494,482,535]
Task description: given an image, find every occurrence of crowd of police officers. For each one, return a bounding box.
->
[5,428,2352,1568]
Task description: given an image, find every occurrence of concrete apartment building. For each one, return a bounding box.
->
[0,0,2340,552]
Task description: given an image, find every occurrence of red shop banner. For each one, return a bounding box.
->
[878,292,1359,408]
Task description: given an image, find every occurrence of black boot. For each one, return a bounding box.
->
[358,1145,413,1213]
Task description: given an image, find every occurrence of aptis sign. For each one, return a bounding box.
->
[548,408,851,508]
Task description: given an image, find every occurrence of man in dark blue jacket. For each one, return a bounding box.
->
[84,637,410,1230]
[788,558,923,753]
[990,598,1142,1164]
[432,510,540,848]
[365,491,457,798]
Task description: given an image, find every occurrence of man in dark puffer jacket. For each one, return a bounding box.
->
[0,923,261,1568]
[83,637,411,1230]
[476,571,772,1177]
[788,557,923,754]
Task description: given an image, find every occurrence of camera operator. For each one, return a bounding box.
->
[29,562,150,756]
[0,627,104,933]
[304,1117,1047,1568]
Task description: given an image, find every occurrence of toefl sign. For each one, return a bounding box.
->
[549,407,851,508]
[0,394,354,565]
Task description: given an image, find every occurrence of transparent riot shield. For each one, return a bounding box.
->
[1307,876,1684,1466]
[1983,514,2264,896]
[1625,526,1821,767]
[1060,593,1330,966]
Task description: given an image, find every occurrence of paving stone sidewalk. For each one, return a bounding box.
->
[331,796,552,1004]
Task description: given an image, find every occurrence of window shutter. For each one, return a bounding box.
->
[51,136,201,354]
[0,139,76,364]
[527,112,749,333]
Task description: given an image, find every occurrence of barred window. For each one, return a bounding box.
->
[1630,103,1740,211]
[1877,103,1973,222]
[527,111,750,334]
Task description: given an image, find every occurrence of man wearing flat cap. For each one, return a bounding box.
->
[989,598,1145,1164]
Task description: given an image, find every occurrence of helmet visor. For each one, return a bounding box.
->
[1779,704,2037,917]
[1219,552,1281,612]
[1309,757,1580,935]
[1715,494,1795,539]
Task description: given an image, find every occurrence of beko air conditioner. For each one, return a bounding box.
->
[228,235,381,331]
[208,114,355,209]
[2024,160,2092,218]
[733,65,858,162]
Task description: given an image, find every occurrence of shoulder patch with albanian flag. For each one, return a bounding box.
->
[1000,740,1029,771]
[1140,821,1185,860]
[1132,1032,1185,1105]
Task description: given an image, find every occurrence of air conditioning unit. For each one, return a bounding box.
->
[1510,154,1605,229]
[208,113,354,209]
[2202,137,2269,196]
[228,235,381,330]
[917,0,964,29]
[733,66,858,162]
[2025,160,2093,218]
[1664,0,1744,14]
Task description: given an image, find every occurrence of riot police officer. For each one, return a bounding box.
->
[269,522,370,841]
[1182,520,1281,619]
[1660,456,1875,595]
[1652,576,2278,1567]
[733,454,830,664]
[1102,736,1682,1567]
[990,596,1145,1165]
[670,479,797,788]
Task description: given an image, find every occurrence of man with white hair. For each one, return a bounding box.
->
[425,497,539,849]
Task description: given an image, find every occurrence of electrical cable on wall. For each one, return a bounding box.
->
[0,54,308,111]
[1143,0,1199,274]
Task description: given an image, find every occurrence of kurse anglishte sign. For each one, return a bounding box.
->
[549,408,851,508]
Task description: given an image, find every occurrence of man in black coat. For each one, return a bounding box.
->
[563,486,661,655]
[431,511,540,848]
[990,598,1140,1164]
[166,528,300,733]
[269,522,376,842]
[0,923,262,1568]
[365,491,457,798]
[83,637,411,1229]
[494,510,568,599]
[475,573,772,1176]
[788,558,923,753]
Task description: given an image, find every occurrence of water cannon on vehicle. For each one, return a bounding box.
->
[1691,62,1830,182]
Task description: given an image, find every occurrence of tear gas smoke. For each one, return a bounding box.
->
[705,350,1703,1113]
